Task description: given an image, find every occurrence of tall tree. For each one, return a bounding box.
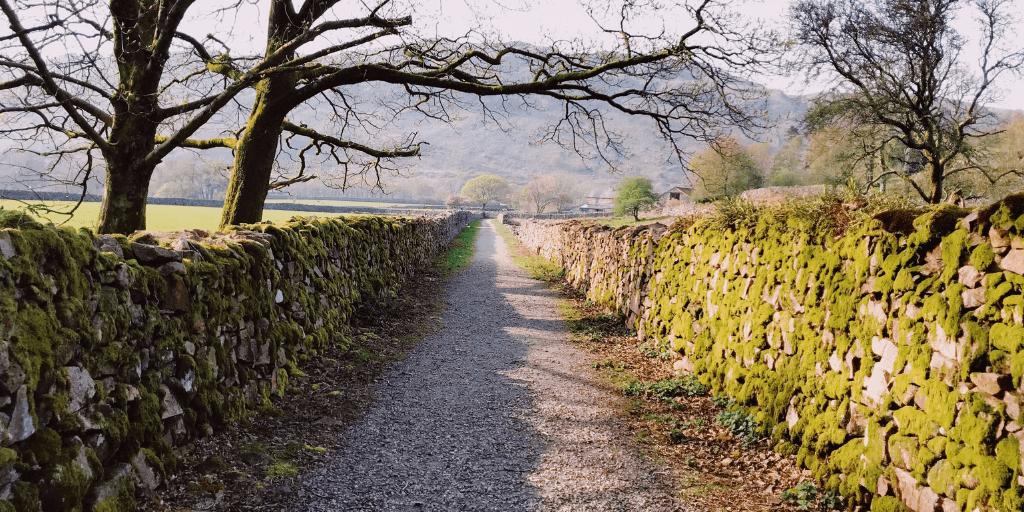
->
[0,0,302,233]
[790,0,1024,203]
[461,174,510,212]
[689,136,764,200]
[206,0,778,227]
[613,176,658,221]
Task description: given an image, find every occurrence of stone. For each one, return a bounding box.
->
[991,226,1011,249]
[160,385,184,419]
[0,465,18,501]
[0,232,15,259]
[157,261,187,276]
[4,386,33,446]
[787,403,800,428]
[828,351,842,372]
[906,303,921,319]
[930,323,966,362]
[960,211,979,231]
[893,467,939,512]
[95,235,124,258]
[877,475,891,496]
[130,242,181,265]
[0,358,25,395]
[1000,249,1024,275]
[66,366,96,413]
[163,279,189,311]
[957,265,984,288]
[1005,393,1021,421]
[929,352,958,384]
[275,289,284,304]
[940,498,958,512]
[132,449,161,492]
[961,287,985,308]
[970,373,1008,395]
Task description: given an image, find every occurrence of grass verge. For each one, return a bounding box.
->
[493,220,565,282]
[443,219,481,276]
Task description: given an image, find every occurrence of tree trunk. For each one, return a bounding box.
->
[929,160,945,204]
[220,79,290,227]
[96,159,156,234]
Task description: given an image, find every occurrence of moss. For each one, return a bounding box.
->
[995,436,1020,473]
[970,242,996,271]
[0,448,15,468]
[0,500,13,512]
[11,482,39,512]
[28,428,62,466]
[91,479,136,512]
[0,210,44,229]
[870,495,909,512]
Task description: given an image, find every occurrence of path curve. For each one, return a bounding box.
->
[291,220,686,511]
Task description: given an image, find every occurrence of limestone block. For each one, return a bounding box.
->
[893,467,940,512]
[829,351,843,373]
[66,366,96,413]
[6,386,34,445]
[929,323,966,362]
[159,385,184,419]
[132,450,162,493]
[0,232,17,259]
[991,226,1011,249]
[970,373,1009,395]
[1005,393,1021,421]
[130,242,182,265]
[961,287,985,308]
[787,403,800,428]
[957,265,984,288]
[1000,249,1024,275]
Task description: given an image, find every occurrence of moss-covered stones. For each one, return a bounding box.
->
[513,194,1024,511]
[0,212,474,511]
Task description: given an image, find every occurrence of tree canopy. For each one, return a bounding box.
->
[689,137,764,200]
[790,0,1024,203]
[613,176,658,221]
[461,175,510,212]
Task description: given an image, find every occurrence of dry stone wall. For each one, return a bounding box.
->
[0,211,474,512]
[511,197,1024,512]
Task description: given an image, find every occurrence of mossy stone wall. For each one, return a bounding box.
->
[0,211,474,512]
[512,198,1024,512]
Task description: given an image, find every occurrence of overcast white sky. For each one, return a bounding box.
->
[163,0,1017,112]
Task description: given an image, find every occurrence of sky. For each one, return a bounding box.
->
[187,0,1024,111]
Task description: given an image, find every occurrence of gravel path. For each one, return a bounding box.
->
[291,220,685,511]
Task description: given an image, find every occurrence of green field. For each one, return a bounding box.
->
[0,200,358,232]
[265,198,433,209]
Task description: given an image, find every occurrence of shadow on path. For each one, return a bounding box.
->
[291,220,547,511]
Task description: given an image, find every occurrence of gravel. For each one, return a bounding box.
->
[290,220,687,511]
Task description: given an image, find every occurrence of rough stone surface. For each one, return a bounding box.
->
[96,236,123,258]
[970,373,1008,395]
[157,261,187,276]
[130,242,182,265]
[293,221,684,512]
[67,366,96,413]
[6,385,34,445]
[1000,249,1024,275]
[0,232,15,259]
[957,265,984,288]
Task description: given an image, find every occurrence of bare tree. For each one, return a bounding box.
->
[0,0,314,233]
[181,0,780,227]
[790,0,1024,203]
